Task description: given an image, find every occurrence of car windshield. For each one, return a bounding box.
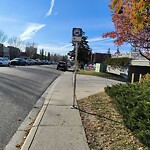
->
[59,62,66,64]
[14,58,21,60]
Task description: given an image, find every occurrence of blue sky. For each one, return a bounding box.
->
[0,0,131,55]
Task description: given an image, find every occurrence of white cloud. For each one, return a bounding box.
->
[89,37,114,43]
[45,0,55,17]
[20,23,46,41]
[89,37,131,54]
[0,16,18,23]
[38,43,72,55]
[53,12,59,16]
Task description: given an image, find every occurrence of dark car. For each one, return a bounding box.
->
[10,58,27,66]
[57,61,68,71]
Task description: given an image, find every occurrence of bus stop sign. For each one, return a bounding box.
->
[72,28,82,43]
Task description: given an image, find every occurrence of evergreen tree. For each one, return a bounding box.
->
[40,49,44,60]
[115,46,120,55]
[47,52,51,61]
[107,48,111,54]
[68,35,92,68]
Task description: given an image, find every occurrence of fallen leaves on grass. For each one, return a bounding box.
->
[77,92,146,150]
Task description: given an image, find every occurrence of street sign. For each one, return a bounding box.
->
[72,28,82,43]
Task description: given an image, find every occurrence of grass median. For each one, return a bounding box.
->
[77,70,126,82]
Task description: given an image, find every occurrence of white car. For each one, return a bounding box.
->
[0,57,10,66]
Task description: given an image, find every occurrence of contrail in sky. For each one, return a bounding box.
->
[45,0,55,17]
[20,23,46,41]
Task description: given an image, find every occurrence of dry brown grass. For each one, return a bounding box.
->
[77,92,145,150]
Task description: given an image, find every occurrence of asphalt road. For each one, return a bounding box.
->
[0,65,61,150]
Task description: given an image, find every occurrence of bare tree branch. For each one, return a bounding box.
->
[0,30,7,44]
[8,36,23,48]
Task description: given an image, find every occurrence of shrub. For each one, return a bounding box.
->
[105,82,150,147]
[141,73,150,84]
[104,57,131,68]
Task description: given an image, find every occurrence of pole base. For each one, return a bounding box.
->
[70,105,78,109]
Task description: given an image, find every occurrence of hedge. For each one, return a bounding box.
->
[105,79,150,147]
[104,57,131,67]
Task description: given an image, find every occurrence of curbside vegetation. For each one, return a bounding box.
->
[105,74,150,148]
[77,70,127,82]
[104,57,131,68]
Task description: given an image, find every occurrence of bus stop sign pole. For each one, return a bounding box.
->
[72,28,82,108]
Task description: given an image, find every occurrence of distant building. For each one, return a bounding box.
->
[20,52,28,58]
[8,46,20,60]
[3,47,10,58]
[92,53,111,63]
[0,44,10,58]
[0,44,4,57]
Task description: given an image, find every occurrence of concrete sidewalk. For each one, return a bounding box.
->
[20,71,121,150]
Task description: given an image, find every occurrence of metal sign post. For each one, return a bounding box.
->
[71,28,82,108]
[73,42,78,107]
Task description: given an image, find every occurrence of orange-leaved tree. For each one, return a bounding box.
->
[110,0,150,31]
[103,0,150,60]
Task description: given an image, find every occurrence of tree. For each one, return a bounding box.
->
[0,30,7,44]
[131,46,137,52]
[40,49,44,60]
[47,52,51,61]
[25,42,38,59]
[107,48,111,54]
[25,42,38,48]
[110,0,150,32]
[103,0,150,60]
[8,36,23,49]
[61,55,68,62]
[53,54,57,62]
[68,35,92,68]
[116,46,120,54]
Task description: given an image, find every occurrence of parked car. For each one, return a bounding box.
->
[10,58,27,66]
[67,62,71,68]
[43,60,49,65]
[57,61,68,71]
[0,57,10,66]
[35,59,42,65]
[26,59,36,65]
